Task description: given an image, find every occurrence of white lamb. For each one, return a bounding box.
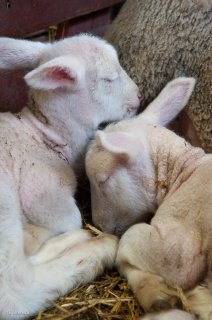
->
[86,77,212,320]
[0,34,140,319]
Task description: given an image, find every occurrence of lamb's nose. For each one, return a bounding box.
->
[137,93,142,101]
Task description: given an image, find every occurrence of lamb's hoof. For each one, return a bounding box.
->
[136,283,181,312]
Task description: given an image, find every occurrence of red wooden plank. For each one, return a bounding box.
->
[0,0,123,37]
[56,8,111,38]
[0,70,28,112]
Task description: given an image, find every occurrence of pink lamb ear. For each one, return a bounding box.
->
[45,68,75,82]
[24,55,85,90]
[95,130,137,162]
[139,77,196,126]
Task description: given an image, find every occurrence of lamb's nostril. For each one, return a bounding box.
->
[127,106,137,113]
[137,93,142,100]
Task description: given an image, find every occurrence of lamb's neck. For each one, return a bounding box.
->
[25,95,96,173]
[150,127,206,206]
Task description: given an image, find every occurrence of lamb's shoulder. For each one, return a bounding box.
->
[0,112,76,224]
[184,154,212,201]
[153,154,212,229]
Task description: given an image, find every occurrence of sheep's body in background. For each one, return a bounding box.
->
[105,0,212,152]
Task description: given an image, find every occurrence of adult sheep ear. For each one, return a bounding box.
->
[0,37,47,70]
[139,77,196,126]
[24,56,85,90]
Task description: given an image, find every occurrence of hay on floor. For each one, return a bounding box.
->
[32,270,143,320]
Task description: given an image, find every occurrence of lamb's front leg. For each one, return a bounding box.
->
[23,195,82,257]
[116,223,205,313]
[22,168,83,256]
[116,223,179,312]
[28,228,92,265]
[29,232,119,301]
[21,162,82,237]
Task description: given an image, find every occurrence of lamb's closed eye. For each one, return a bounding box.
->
[97,174,111,187]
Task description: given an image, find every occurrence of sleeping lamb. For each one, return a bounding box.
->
[0,34,140,319]
[86,77,212,320]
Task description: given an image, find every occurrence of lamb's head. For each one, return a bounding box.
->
[0,35,140,126]
[86,77,196,236]
[86,124,155,236]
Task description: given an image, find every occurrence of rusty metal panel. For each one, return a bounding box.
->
[0,0,123,37]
